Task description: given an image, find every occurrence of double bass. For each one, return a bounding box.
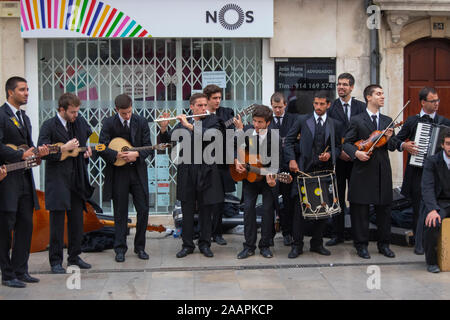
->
[30,190,166,253]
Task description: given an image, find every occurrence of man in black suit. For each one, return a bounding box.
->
[343,84,397,259]
[326,73,366,246]
[391,87,450,254]
[99,94,153,263]
[38,93,94,273]
[285,91,341,258]
[0,76,49,288]
[203,84,235,246]
[158,93,225,258]
[269,92,298,246]
[233,105,282,259]
[422,128,450,273]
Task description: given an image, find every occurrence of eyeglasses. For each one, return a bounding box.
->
[425,99,440,104]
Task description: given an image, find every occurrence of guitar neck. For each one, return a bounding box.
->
[4,161,29,172]
[129,145,157,152]
[225,107,253,128]
[247,166,279,178]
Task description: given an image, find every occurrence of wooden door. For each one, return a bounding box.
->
[403,38,450,167]
[404,37,450,119]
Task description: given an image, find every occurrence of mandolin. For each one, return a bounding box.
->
[107,137,173,166]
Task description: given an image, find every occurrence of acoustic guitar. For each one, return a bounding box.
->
[229,151,291,183]
[50,142,106,160]
[224,104,256,128]
[107,137,173,166]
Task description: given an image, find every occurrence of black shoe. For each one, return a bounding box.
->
[414,247,424,255]
[51,264,66,274]
[199,246,214,258]
[260,247,273,258]
[237,248,255,259]
[283,235,293,246]
[115,252,125,263]
[310,246,331,256]
[134,249,149,260]
[356,247,371,259]
[176,247,194,258]
[269,238,274,247]
[325,237,344,246]
[378,246,395,258]
[2,279,26,288]
[288,246,303,259]
[16,273,40,283]
[213,235,227,246]
[427,264,441,273]
[68,257,92,269]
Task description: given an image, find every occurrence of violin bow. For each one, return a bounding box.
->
[367,100,410,154]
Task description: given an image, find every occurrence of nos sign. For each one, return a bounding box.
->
[206,4,254,30]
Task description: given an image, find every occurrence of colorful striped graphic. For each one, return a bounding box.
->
[20,0,151,38]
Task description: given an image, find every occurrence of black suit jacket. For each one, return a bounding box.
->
[99,113,153,202]
[284,112,341,197]
[159,114,225,205]
[421,151,450,216]
[343,111,397,205]
[0,103,39,211]
[268,112,298,171]
[328,97,366,137]
[38,115,93,210]
[391,113,450,197]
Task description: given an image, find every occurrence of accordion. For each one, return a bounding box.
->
[409,122,448,168]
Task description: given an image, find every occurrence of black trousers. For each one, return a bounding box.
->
[423,206,450,266]
[112,165,149,254]
[350,203,391,248]
[292,196,327,249]
[181,201,213,250]
[242,180,275,251]
[49,191,84,266]
[211,202,224,238]
[0,174,34,281]
[331,158,353,239]
[276,182,294,237]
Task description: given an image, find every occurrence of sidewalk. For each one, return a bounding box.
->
[0,230,449,300]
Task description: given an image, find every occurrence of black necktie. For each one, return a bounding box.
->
[371,115,378,130]
[343,103,349,121]
[123,120,129,131]
[276,116,282,127]
[317,116,323,127]
[16,110,23,126]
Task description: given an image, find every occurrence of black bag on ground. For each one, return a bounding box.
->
[81,227,115,252]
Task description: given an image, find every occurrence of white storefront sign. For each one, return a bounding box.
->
[20,0,273,38]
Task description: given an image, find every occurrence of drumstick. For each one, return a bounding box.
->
[322,146,329,154]
[296,170,313,178]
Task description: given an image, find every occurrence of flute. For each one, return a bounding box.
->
[154,111,210,122]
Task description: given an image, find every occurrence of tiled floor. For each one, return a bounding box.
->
[0,230,448,300]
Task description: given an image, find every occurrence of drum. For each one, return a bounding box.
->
[297,170,341,220]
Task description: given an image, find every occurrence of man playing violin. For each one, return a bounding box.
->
[233,105,281,259]
[391,87,450,254]
[284,91,341,258]
[38,92,94,273]
[343,84,397,259]
[99,94,153,263]
[0,76,49,288]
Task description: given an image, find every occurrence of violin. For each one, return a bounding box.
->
[353,100,411,155]
[354,121,404,154]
